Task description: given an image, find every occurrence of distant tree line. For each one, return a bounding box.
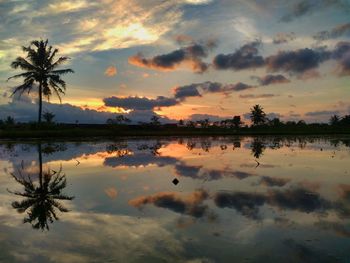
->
[2,104,350,129]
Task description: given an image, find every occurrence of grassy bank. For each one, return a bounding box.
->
[1,123,350,140]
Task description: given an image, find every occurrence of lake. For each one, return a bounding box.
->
[0,136,349,262]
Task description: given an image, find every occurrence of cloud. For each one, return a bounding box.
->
[104,66,117,77]
[258,176,290,187]
[265,48,331,74]
[332,41,350,76]
[213,40,264,71]
[103,96,178,110]
[253,74,291,86]
[0,96,116,124]
[188,114,229,122]
[0,0,218,64]
[128,42,215,73]
[104,153,178,168]
[174,162,256,181]
[0,94,171,124]
[314,23,350,41]
[129,189,210,218]
[239,94,276,99]
[305,110,340,116]
[273,32,296,44]
[173,84,202,100]
[280,0,350,22]
[214,191,265,219]
[213,186,334,220]
[173,81,255,101]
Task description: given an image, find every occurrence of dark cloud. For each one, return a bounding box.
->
[239,94,276,99]
[266,112,283,119]
[213,41,265,70]
[214,191,266,219]
[104,153,178,168]
[253,74,290,86]
[214,187,334,220]
[268,187,330,213]
[173,85,202,100]
[273,32,296,44]
[188,114,229,122]
[313,23,350,41]
[173,81,255,101]
[129,190,210,218]
[0,94,173,124]
[103,96,178,110]
[315,221,350,237]
[305,110,340,116]
[258,176,290,187]
[174,164,202,179]
[332,41,350,76]
[265,48,331,74]
[0,95,115,124]
[174,163,256,181]
[281,0,350,22]
[128,42,215,73]
[283,238,339,262]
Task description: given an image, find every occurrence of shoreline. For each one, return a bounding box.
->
[1,125,350,140]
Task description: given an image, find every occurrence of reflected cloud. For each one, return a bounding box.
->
[129,189,211,218]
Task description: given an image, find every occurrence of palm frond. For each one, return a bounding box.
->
[10,57,37,71]
[11,79,35,97]
[50,69,74,75]
[7,72,35,81]
[50,57,70,69]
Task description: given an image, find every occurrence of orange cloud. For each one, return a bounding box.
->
[104,66,118,77]
[104,187,118,199]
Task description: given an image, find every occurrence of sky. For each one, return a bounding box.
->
[0,0,349,123]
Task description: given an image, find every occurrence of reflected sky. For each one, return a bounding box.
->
[0,136,349,262]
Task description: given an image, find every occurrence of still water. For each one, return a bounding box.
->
[0,136,349,262]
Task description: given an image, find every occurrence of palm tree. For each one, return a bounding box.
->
[251,138,265,159]
[8,39,74,123]
[7,143,74,230]
[250,104,266,126]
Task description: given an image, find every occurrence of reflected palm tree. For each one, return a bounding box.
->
[251,138,266,159]
[8,143,74,231]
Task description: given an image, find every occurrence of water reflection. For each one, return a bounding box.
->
[0,136,349,262]
[250,138,266,159]
[7,143,74,231]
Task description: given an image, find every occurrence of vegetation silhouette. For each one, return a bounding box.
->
[250,104,267,126]
[7,39,74,123]
[7,143,74,231]
[42,111,55,123]
[1,102,350,138]
[251,138,266,159]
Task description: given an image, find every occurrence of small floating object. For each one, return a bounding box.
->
[172,178,179,185]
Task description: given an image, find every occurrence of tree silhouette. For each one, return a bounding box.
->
[42,111,55,123]
[107,115,131,125]
[8,144,74,230]
[250,105,266,126]
[8,39,74,123]
[329,115,340,126]
[150,115,160,125]
[232,116,242,128]
[251,138,265,159]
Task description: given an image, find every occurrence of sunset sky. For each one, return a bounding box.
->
[0,0,349,123]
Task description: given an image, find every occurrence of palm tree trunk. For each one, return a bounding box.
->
[38,82,42,123]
